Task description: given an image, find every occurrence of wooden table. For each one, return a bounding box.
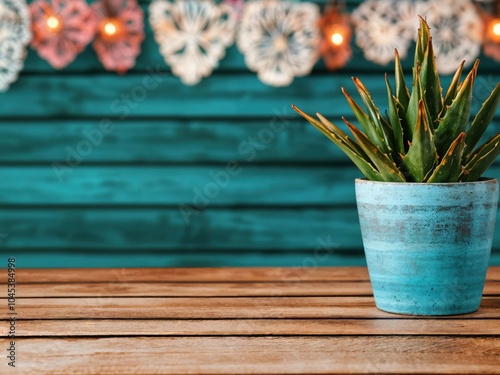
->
[2,267,500,374]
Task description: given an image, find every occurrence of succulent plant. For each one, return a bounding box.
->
[293,18,500,183]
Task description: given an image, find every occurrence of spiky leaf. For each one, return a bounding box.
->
[434,60,478,158]
[419,37,443,125]
[427,133,466,183]
[460,133,500,182]
[292,105,384,181]
[342,88,390,155]
[402,100,437,182]
[351,78,392,155]
[345,119,406,182]
[385,74,405,155]
[440,60,465,119]
[464,82,500,158]
[394,49,410,109]
[414,17,430,79]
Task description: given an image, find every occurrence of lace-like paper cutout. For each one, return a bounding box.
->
[425,0,483,74]
[352,0,420,65]
[0,0,31,91]
[237,0,321,87]
[149,0,237,85]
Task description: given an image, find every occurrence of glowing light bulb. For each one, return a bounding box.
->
[493,21,500,37]
[488,18,500,43]
[46,16,60,31]
[331,32,344,46]
[104,22,117,36]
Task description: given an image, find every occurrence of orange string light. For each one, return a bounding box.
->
[99,18,121,41]
[488,18,500,43]
[46,15,61,32]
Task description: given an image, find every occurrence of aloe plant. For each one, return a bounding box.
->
[293,18,500,182]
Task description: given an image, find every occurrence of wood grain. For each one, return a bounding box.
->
[3,318,500,337]
[3,266,500,283]
[0,207,363,250]
[1,119,499,164]
[2,74,487,119]
[2,336,500,374]
[8,281,500,298]
[3,165,500,205]
[12,281,373,297]
[0,118,341,163]
[0,166,360,205]
[0,266,371,283]
[4,296,500,319]
[1,267,499,374]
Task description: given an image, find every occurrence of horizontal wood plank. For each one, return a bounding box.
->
[0,118,340,163]
[2,336,500,374]
[0,166,359,205]
[9,280,500,298]
[1,118,499,163]
[2,318,500,337]
[3,267,500,284]
[3,165,500,205]
[0,207,363,250]
[0,250,368,269]
[2,297,499,319]
[5,73,497,118]
[10,281,373,297]
[0,266,366,283]
[2,208,500,254]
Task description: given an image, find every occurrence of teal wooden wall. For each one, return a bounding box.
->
[0,0,499,268]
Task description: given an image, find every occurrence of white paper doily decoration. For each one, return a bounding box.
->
[0,0,31,92]
[425,0,483,74]
[398,1,430,41]
[237,0,320,87]
[149,0,237,86]
[352,0,417,65]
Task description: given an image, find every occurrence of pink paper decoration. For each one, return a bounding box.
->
[223,0,244,19]
[30,0,95,69]
[92,0,145,74]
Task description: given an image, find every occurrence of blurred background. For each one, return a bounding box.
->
[0,0,499,268]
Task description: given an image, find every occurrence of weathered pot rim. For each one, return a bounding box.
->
[355,177,498,186]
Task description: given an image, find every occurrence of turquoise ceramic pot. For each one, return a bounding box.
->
[355,178,498,316]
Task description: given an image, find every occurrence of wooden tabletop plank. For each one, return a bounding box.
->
[2,318,500,337]
[2,336,499,374]
[12,281,500,297]
[2,267,500,284]
[13,282,374,297]
[0,267,370,283]
[3,297,500,320]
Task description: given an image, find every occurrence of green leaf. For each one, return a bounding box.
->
[402,100,437,182]
[315,112,369,159]
[414,17,430,79]
[434,60,478,159]
[351,77,392,155]
[419,37,443,125]
[464,82,500,158]
[460,133,500,182]
[394,49,410,109]
[345,119,406,182]
[427,133,466,183]
[406,64,423,139]
[292,105,384,181]
[440,60,465,119]
[385,74,405,155]
[342,87,390,155]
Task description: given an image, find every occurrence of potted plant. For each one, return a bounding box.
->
[292,18,500,316]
